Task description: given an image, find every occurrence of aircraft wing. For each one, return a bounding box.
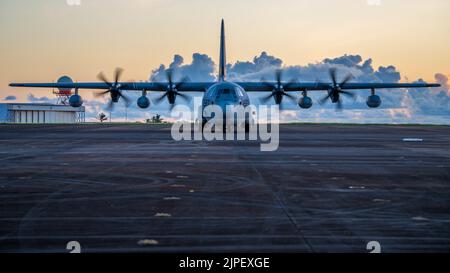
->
[237,82,441,92]
[9,82,214,92]
[10,81,440,93]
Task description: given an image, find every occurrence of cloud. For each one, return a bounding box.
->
[229,51,283,74]
[27,94,56,104]
[150,53,216,82]
[434,73,449,93]
[375,66,401,83]
[226,51,284,81]
[406,77,450,117]
[3,95,16,101]
[324,54,363,67]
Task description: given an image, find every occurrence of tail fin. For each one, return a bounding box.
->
[219,19,226,82]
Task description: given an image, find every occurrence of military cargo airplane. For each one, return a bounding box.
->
[10,20,440,126]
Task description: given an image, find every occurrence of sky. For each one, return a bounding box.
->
[0,0,449,123]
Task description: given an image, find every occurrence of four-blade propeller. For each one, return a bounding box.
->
[153,69,191,110]
[318,68,355,110]
[259,69,297,109]
[95,67,130,110]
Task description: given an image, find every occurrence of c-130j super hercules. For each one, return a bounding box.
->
[10,20,440,129]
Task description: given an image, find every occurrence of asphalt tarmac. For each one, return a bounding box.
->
[0,124,449,253]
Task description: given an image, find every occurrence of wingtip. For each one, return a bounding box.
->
[9,83,26,87]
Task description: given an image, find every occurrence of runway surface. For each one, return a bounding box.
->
[0,124,449,253]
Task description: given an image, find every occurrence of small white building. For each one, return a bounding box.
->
[0,103,85,124]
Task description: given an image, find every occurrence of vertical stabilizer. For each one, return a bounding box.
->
[219,19,226,81]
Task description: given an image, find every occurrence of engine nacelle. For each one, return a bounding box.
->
[69,94,83,107]
[366,95,381,108]
[298,96,313,109]
[137,95,150,109]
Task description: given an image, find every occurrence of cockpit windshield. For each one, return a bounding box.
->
[216,88,237,100]
[205,82,246,103]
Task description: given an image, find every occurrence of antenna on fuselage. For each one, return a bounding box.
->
[219,19,226,82]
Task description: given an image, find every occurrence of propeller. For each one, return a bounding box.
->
[259,69,297,109]
[95,67,130,111]
[153,69,191,110]
[319,68,355,110]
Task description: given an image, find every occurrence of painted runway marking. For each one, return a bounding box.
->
[373,199,391,203]
[402,138,423,142]
[170,184,186,188]
[412,216,429,221]
[349,186,366,189]
[155,213,172,217]
[137,239,159,246]
[163,197,181,200]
